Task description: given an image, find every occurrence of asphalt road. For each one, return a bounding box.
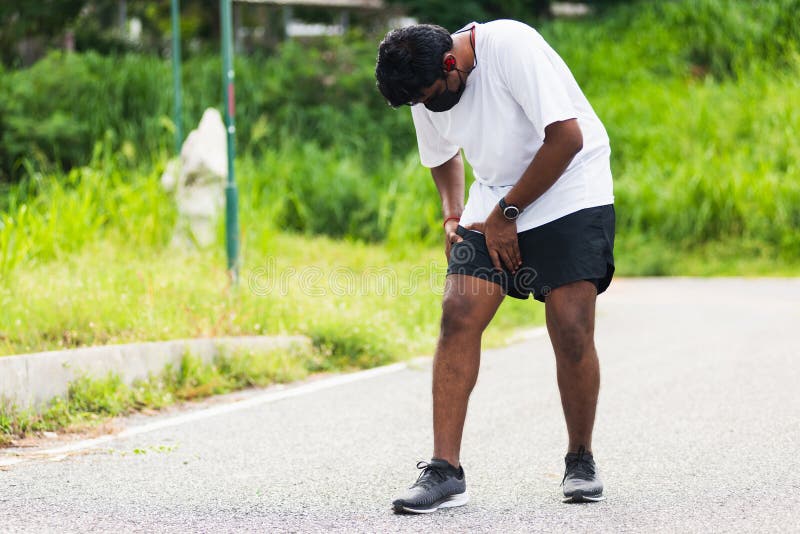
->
[2,278,799,533]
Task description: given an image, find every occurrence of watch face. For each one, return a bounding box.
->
[503,206,520,220]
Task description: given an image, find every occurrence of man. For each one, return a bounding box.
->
[375,19,615,513]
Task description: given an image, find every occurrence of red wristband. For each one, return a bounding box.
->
[443,216,460,228]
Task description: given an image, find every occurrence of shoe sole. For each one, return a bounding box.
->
[393,491,470,514]
[562,490,605,503]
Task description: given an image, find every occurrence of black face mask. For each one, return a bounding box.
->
[424,72,466,112]
[423,26,477,112]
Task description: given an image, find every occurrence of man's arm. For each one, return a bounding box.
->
[430,151,465,259]
[466,119,583,272]
[505,118,583,210]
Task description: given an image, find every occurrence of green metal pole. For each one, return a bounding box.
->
[221,0,240,281]
[170,0,183,154]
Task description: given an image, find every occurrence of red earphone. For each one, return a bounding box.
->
[444,55,456,72]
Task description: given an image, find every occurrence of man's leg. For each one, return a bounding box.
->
[432,274,505,468]
[545,280,600,453]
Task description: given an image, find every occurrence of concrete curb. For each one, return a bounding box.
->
[0,336,311,408]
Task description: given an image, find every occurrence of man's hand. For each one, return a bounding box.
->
[465,206,521,273]
[444,219,463,260]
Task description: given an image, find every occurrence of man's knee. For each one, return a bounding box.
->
[547,281,597,363]
[440,293,484,340]
[549,312,594,364]
[552,320,594,364]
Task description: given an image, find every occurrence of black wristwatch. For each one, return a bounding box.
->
[498,197,521,221]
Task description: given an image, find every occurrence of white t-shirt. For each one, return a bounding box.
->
[410,19,614,232]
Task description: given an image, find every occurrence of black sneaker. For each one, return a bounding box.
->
[391,458,469,514]
[561,446,605,503]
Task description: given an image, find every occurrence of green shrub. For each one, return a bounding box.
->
[0,52,173,179]
[0,36,415,182]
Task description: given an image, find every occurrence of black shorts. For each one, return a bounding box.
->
[447,204,616,302]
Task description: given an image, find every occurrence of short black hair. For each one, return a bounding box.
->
[375,24,453,108]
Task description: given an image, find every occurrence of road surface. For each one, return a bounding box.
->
[1,278,799,532]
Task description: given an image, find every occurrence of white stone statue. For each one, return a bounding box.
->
[161,108,228,248]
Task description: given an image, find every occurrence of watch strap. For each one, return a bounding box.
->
[498,197,520,220]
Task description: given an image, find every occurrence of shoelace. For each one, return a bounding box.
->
[561,446,596,486]
[412,460,450,490]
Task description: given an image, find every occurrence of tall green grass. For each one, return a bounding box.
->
[605,72,800,259]
[543,0,800,85]
[0,137,175,280]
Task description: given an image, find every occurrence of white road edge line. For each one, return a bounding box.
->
[0,327,546,467]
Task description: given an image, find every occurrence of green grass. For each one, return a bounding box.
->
[600,72,800,256]
[0,230,542,358]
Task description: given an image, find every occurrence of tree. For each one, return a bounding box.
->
[0,1,85,66]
